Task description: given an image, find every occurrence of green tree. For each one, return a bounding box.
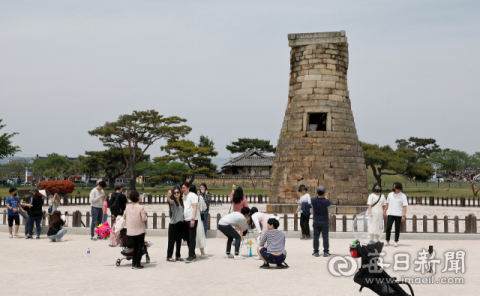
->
[226,138,276,154]
[362,143,411,185]
[198,135,215,148]
[155,139,218,185]
[4,159,30,182]
[395,137,441,160]
[88,110,191,190]
[31,153,76,180]
[148,160,190,184]
[421,150,472,171]
[0,119,21,160]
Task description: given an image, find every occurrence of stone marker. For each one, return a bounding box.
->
[268,31,368,214]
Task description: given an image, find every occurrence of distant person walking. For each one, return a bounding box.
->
[90,181,107,241]
[6,187,22,238]
[297,185,312,240]
[230,187,249,213]
[311,186,331,257]
[385,182,408,247]
[367,183,387,243]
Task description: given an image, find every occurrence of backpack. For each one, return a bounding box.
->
[108,193,116,208]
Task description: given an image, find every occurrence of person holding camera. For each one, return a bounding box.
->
[257,218,288,269]
[166,186,184,262]
[311,186,331,257]
[384,182,408,247]
[297,185,312,240]
[47,210,68,242]
[90,181,107,241]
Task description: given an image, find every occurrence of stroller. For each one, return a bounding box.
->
[350,240,414,296]
[115,228,151,267]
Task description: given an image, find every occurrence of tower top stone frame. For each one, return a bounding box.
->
[268,31,368,214]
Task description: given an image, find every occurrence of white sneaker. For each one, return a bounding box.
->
[385,242,390,246]
[224,254,234,259]
[9,234,13,239]
[234,255,245,260]
[394,242,398,247]
[146,241,154,247]
[240,241,248,245]
[56,238,65,242]
[201,254,211,258]
[255,256,261,260]
[14,233,22,238]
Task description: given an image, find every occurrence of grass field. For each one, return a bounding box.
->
[1,167,477,198]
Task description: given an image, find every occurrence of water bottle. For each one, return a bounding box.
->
[87,248,91,258]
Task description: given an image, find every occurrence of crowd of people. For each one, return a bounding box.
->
[5,179,409,270]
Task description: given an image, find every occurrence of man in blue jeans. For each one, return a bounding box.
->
[89,181,107,241]
[310,186,331,257]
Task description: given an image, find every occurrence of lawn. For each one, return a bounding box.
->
[1,167,477,198]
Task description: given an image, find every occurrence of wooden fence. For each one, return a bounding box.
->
[1,195,480,207]
[0,194,270,206]
[2,209,477,234]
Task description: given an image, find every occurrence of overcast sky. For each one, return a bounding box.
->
[1,0,479,162]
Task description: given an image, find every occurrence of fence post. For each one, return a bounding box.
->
[86,211,90,228]
[161,213,165,229]
[331,214,336,232]
[207,213,211,230]
[2,209,5,225]
[472,215,477,233]
[144,214,148,229]
[433,216,438,233]
[217,213,221,228]
[153,213,157,229]
[342,215,347,232]
[412,215,417,233]
[465,215,471,233]
[444,216,448,233]
[148,195,152,204]
[401,216,406,233]
[454,216,459,233]
[283,214,288,231]
[294,213,298,231]
[423,215,428,233]
[42,211,46,226]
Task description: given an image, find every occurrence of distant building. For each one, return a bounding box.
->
[221,149,274,176]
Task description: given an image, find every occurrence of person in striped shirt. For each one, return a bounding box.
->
[257,218,288,269]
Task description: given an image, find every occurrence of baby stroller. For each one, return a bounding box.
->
[115,228,151,267]
[350,240,414,296]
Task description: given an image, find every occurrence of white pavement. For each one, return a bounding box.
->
[1,233,477,295]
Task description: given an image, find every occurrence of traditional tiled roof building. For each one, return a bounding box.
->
[221,149,274,176]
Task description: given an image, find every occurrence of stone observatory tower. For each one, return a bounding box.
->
[267,31,368,214]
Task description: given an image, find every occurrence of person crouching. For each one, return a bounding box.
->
[257,218,288,269]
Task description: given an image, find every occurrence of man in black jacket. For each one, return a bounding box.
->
[109,183,128,222]
[23,188,45,239]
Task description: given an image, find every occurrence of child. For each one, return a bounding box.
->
[102,199,108,223]
[6,187,22,238]
[257,218,288,269]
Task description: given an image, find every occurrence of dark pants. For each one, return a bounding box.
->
[28,216,42,236]
[130,233,146,267]
[300,213,310,236]
[218,224,241,255]
[167,222,183,259]
[184,220,198,258]
[90,207,103,237]
[386,215,402,242]
[313,220,329,254]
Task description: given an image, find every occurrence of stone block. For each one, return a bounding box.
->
[304,75,322,81]
[302,81,317,88]
[322,75,340,81]
[294,88,313,95]
[328,94,344,102]
[317,81,336,88]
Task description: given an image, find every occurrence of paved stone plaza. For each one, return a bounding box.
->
[1,233,476,295]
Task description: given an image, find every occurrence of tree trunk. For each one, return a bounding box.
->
[107,174,115,189]
[371,166,382,185]
[188,175,196,186]
[129,159,136,190]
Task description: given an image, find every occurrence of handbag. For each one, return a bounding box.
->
[198,194,207,221]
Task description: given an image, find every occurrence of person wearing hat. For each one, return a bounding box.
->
[296,185,312,240]
[310,186,331,257]
[22,188,46,239]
